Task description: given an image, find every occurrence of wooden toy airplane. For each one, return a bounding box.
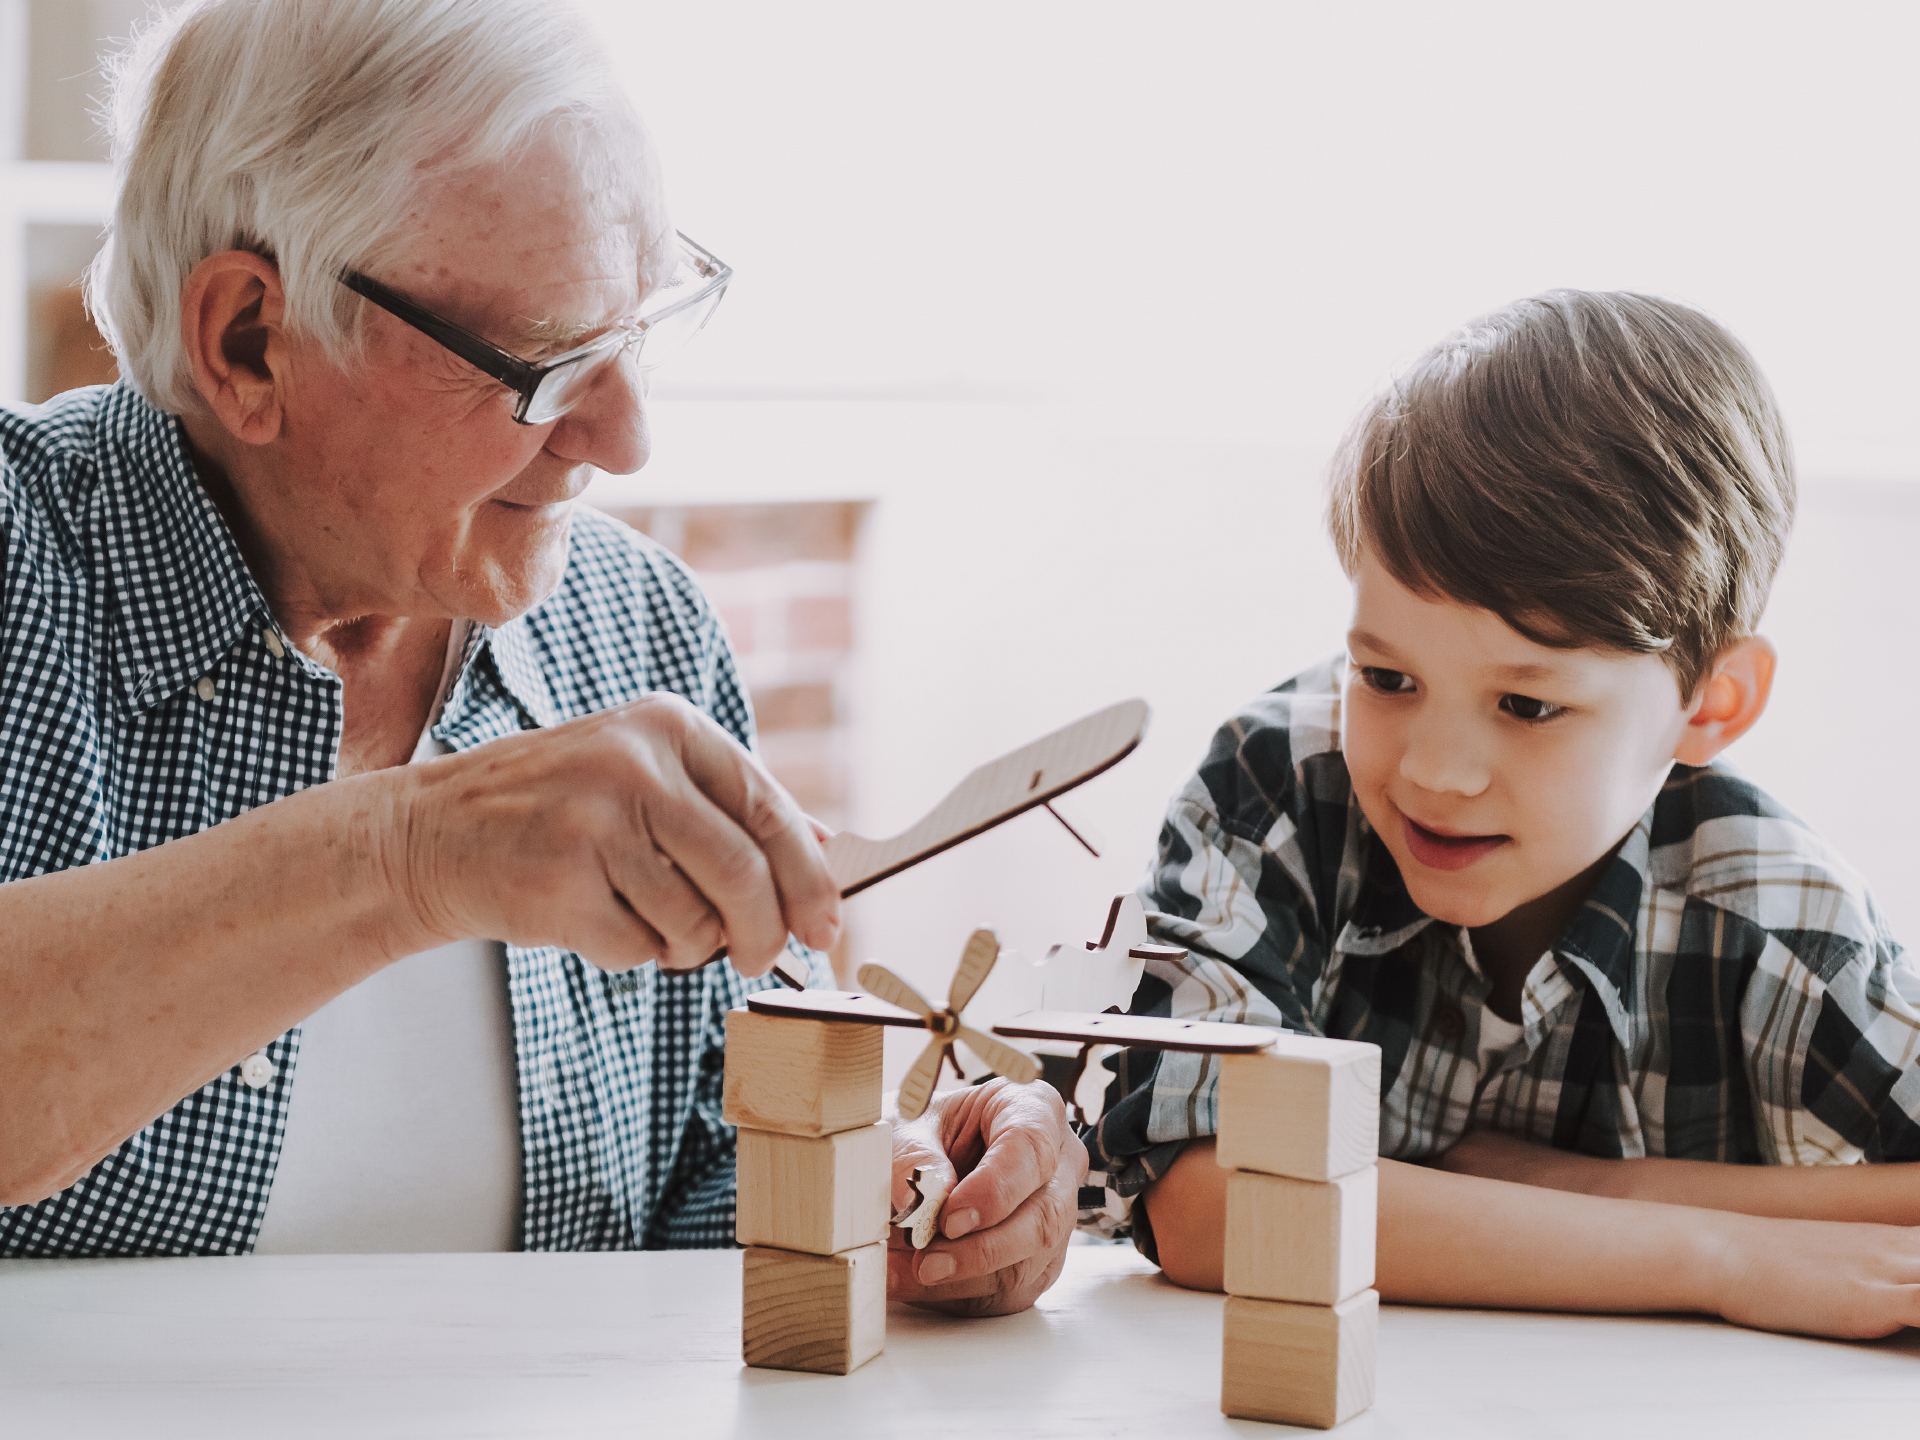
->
[763,698,1150,987]
[748,929,1042,1121]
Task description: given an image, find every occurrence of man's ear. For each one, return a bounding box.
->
[1673,636,1776,766]
[179,250,290,445]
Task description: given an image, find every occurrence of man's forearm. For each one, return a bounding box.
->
[0,770,431,1204]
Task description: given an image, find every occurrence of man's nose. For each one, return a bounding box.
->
[545,353,650,475]
[1398,716,1492,798]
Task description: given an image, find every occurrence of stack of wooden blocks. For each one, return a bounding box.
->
[722,1004,892,1375]
[1215,1033,1383,1429]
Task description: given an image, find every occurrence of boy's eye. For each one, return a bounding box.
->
[1360,666,1415,695]
[1500,693,1565,722]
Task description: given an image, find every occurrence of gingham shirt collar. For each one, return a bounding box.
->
[93,388,269,716]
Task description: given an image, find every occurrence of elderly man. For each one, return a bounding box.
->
[0,0,1083,1312]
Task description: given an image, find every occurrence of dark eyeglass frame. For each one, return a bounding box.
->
[336,231,730,425]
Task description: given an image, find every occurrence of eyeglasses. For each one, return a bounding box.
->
[337,232,731,425]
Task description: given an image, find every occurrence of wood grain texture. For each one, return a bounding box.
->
[742,1243,887,1375]
[722,1009,882,1138]
[1222,1290,1378,1429]
[735,1122,893,1255]
[1224,1167,1377,1305]
[822,699,1149,896]
[746,989,924,1028]
[994,1010,1279,1053]
[1215,1037,1381,1181]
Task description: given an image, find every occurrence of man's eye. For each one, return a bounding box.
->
[1500,693,1565,722]
[1360,667,1414,695]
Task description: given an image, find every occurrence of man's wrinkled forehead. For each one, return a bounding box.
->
[401,105,671,340]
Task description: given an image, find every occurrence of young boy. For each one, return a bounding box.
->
[1092,290,1920,1339]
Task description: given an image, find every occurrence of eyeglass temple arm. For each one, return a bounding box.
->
[337,269,534,391]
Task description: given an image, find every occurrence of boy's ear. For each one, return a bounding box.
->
[179,249,290,446]
[1673,636,1776,767]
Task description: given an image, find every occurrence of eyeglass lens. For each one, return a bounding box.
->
[521,287,725,424]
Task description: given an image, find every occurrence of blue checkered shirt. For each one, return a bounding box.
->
[1085,655,1920,1244]
[1,383,818,1257]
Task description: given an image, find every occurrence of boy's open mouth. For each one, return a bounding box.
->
[1401,815,1509,872]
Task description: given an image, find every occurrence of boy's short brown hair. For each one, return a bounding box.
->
[1326,290,1794,698]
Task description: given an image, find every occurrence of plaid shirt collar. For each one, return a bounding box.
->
[1333,771,1649,1059]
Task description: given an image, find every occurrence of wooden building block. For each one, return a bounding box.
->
[722,1008,882,1138]
[1221,1290,1378,1429]
[1216,1036,1380,1181]
[742,1242,886,1375]
[1223,1167,1376,1305]
[735,1121,892,1255]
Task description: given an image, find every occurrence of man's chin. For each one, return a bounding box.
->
[457,535,571,627]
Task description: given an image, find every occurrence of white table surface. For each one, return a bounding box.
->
[3,1243,1915,1438]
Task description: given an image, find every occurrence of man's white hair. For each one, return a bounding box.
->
[87,0,624,413]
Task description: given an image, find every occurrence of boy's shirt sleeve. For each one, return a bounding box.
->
[1733,867,1920,1164]
[1080,660,1361,1242]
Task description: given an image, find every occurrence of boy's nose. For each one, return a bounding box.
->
[1398,727,1492,799]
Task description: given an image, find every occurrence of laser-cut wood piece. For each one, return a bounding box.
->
[992,1011,1280,1053]
[746,988,924,1027]
[742,1242,887,1375]
[735,1122,892,1255]
[1215,1037,1381,1181]
[822,699,1149,897]
[1224,1167,1377,1305]
[1222,1290,1378,1429]
[763,702,1150,988]
[1036,893,1189,1014]
[858,930,1041,1121]
[721,1008,882,1138]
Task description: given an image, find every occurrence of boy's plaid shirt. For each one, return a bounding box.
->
[0,384,821,1258]
[1085,655,1920,1233]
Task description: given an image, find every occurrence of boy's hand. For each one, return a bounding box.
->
[885,1078,1087,1317]
[1711,1213,1920,1339]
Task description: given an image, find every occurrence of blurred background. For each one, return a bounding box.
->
[7,1,1918,1088]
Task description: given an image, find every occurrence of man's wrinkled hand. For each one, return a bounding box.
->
[885,1077,1088,1317]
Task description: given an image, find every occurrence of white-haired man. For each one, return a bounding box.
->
[0,0,1083,1314]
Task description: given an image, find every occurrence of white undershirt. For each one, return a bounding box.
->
[252,622,523,1254]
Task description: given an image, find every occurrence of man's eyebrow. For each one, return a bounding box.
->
[503,313,605,353]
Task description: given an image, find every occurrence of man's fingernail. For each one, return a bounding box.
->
[944,1208,980,1239]
[918,1253,955,1284]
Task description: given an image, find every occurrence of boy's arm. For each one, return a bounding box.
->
[1144,1138,1920,1340]
[1437,1128,1920,1224]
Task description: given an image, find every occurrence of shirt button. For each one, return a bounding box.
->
[240,1051,276,1088]
[196,676,217,701]
[264,631,285,659]
[1433,1003,1467,1041]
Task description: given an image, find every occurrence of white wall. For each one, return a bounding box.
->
[581,0,1920,1078]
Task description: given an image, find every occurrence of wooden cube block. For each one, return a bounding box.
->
[736,1121,892,1255]
[1224,1167,1376,1305]
[1216,1036,1380,1180]
[1222,1290,1378,1429]
[722,1008,882,1138]
[742,1242,886,1375]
